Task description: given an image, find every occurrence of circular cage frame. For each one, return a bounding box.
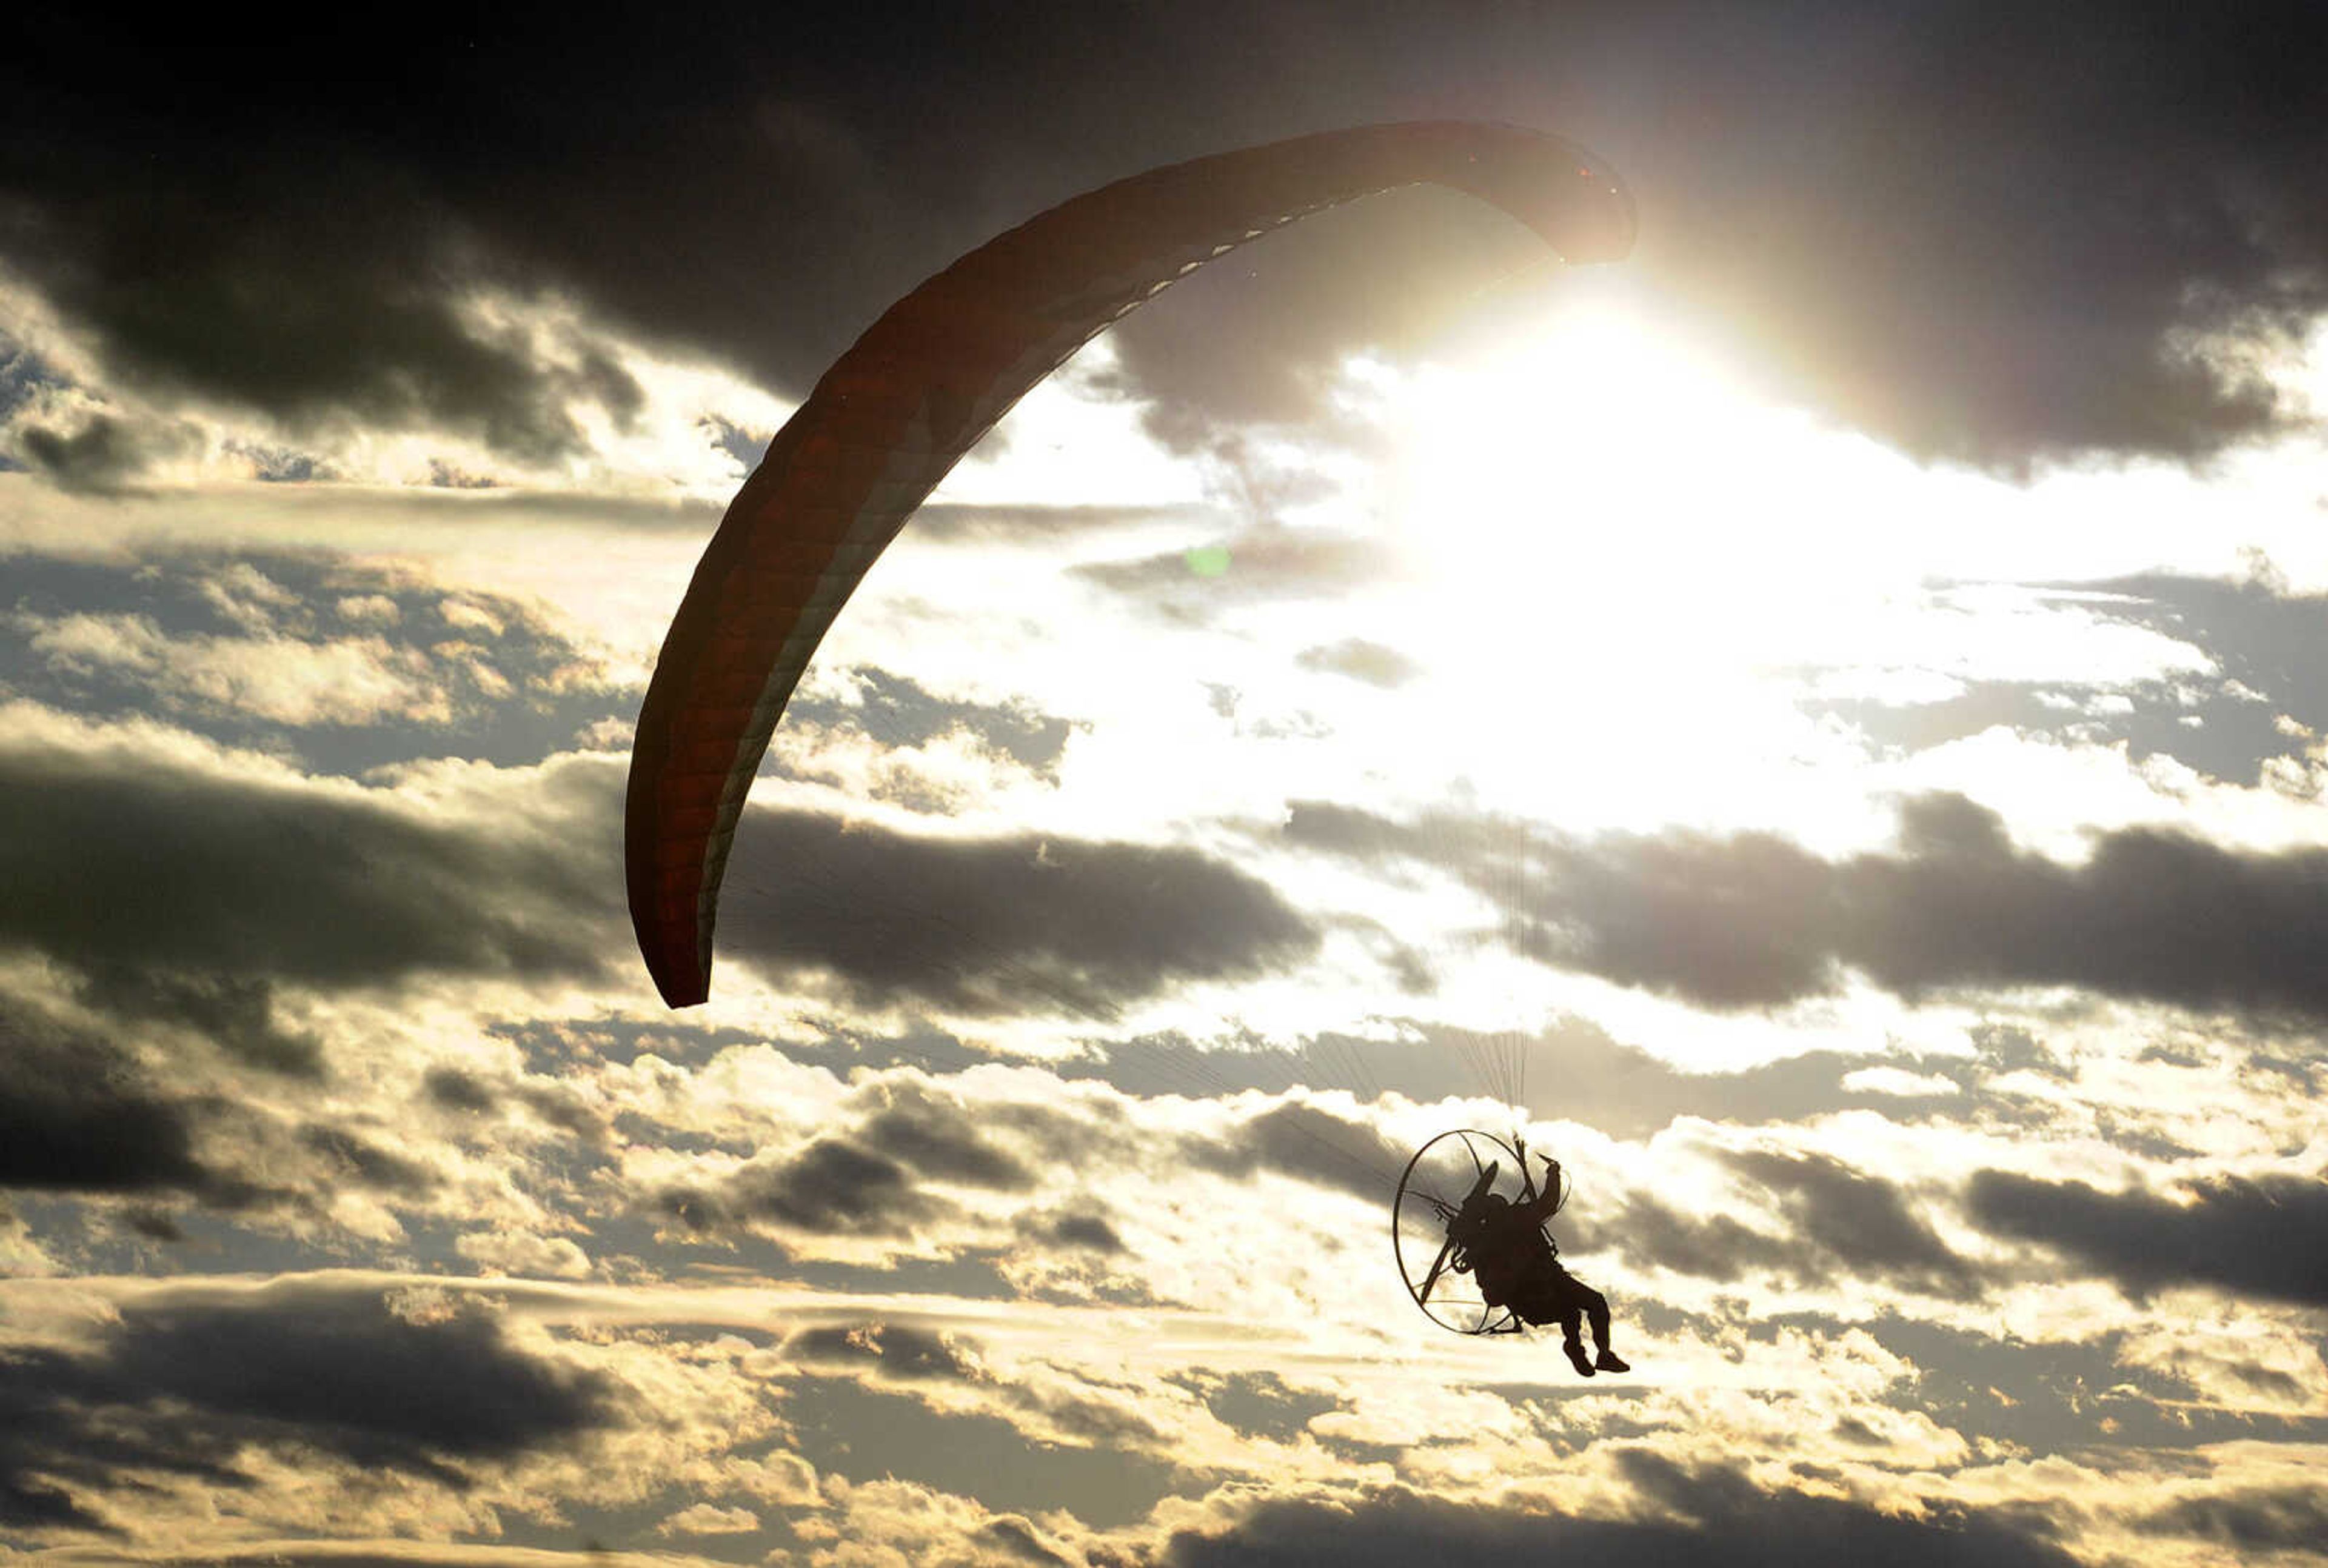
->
[1392,1127,1537,1336]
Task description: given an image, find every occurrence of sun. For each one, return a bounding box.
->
[1354,281,1925,830]
[1388,281,1837,646]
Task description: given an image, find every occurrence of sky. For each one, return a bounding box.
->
[3,3,2327,1564]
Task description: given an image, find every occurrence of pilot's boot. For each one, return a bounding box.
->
[1564,1336,1596,1377]
[1594,1347,1630,1373]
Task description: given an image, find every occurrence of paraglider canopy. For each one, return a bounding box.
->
[626,121,1633,1007]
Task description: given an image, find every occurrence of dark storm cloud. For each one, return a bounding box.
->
[655,1082,1045,1240]
[11,412,191,494]
[1721,1149,1982,1298]
[1283,793,2328,1020]
[1610,1196,1799,1286]
[1185,1099,1409,1204]
[0,724,618,995]
[1163,1454,2079,1568]
[722,806,1317,1018]
[75,964,324,1077]
[1023,1209,1126,1255]
[2140,1484,2328,1555]
[1965,1167,2328,1307]
[861,1103,1035,1192]
[786,1323,982,1381]
[0,987,474,1222]
[659,1138,941,1238]
[1599,1150,1988,1298]
[299,1126,440,1194]
[14,3,2325,474]
[0,1281,621,1530]
[0,158,637,464]
[1633,4,2328,468]
[422,1066,498,1112]
[0,999,250,1202]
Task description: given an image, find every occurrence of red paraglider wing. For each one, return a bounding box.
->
[627,121,1634,1007]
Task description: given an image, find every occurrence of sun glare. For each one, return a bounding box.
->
[1352,289,1920,830]
[1387,288,1902,662]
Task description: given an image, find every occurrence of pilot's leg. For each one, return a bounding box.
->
[1559,1306,1593,1376]
[1574,1280,1628,1373]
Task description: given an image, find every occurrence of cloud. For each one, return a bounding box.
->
[1023,1209,1126,1255]
[1296,638,1420,689]
[722,806,1318,1018]
[1161,1453,2082,1567]
[660,1138,948,1239]
[0,165,640,465]
[0,708,622,995]
[1185,1098,1408,1205]
[771,667,1082,814]
[1719,1149,1982,1299]
[423,1066,499,1112]
[1094,1015,2017,1144]
[2139,1482,2328,1555]
[786,1323,984,1381]
[980,1515,1075,1566]
[860,1100,1037,1192]
[648,1074,1055,1242]
[73,963,324,1076]
[783,668,1075,781]
[1634,2,2328,468]
[10,411,189,493]
[1608,1196,1796,1287]
[1283,792,2328,1021]
[9,4,2327,476]
[0,549,619,774]
[1802,573,2328,788]
[0,1281,623,1532]
[0,997,251,1202]
[1965,1167,2328,1307]
[659,1501,762,1536]
[455,1229,594,1280]
[1,973,503,1230]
